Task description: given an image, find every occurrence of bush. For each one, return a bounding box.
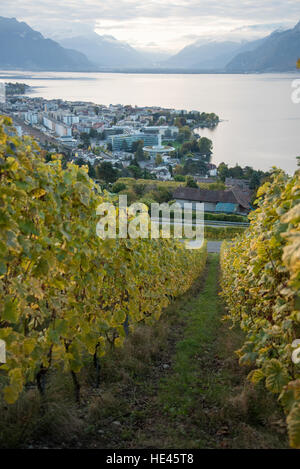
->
[112,182,127,193]
[204,226,246,240]
[174,175,185,182]
[204,212,248,223]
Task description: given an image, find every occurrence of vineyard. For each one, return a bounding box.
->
[0,116,206,405]
[221,168,300,448]
[0,115,299,449]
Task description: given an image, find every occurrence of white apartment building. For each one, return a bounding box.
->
[25,112,38,125]
[43,116,55,131]
[43,115,72,137]
[62,115,79,126]
[55,122,72,137]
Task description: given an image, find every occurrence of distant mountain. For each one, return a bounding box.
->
[163,37,268,70]
[163,41,243,70]
[0,17,96,71]
[59,33,151,68]
[226,21,300,72]
[136,49,172,66]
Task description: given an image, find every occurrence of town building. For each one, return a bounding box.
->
[173,187,251,215]
[108,133,159,151]
[225,178,250,190]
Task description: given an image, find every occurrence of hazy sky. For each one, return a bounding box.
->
[0,0,299,52]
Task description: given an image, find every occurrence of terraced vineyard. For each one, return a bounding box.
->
[0,117,299,449]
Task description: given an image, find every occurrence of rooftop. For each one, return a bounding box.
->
[173,187,251,210]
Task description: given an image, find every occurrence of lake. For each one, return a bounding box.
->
[0,71,299,173]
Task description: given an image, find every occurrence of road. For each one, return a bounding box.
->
[207,241,222,253]
[151,217,248,229]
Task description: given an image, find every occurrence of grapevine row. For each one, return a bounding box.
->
[220,168,300,448]
[0,117,207,404]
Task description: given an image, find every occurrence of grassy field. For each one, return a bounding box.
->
[116,177,225,191]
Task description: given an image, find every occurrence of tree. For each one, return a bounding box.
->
[197,137,213,161]
[131,140,141,153]
[183,159,207,176]
[173,164,184,175]
[132,183,146,197]
[218,162,229,182]
[88,163,96,179]
[249,173,261,190]
[121,140,129,152]
[134,140,145,161]
[155,154,163,166]
[112,182,127,193]
[151,187,173,203]
[95,162,119,183]
[74,157,86,167]
[186,176,198,188]
[176,126,191,144]
[142,169,156,180]
[230,164,244,179]
[80,132,90,148]
[130,157,140,167]
[174,116,186,128]
[243,166,255,180]
[127,165,142,179]
[89,128,98,139]
[174,174,185,182]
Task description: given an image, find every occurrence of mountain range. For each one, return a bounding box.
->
[161,39,268,70]
[59,33,150,68]
[0,16,299,72]
[58,20,300,72]
[0,17,96,71]
[226,21,300,72]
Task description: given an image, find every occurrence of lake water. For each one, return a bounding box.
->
[0,71,299,173]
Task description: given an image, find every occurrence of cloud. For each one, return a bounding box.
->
[0,0,299,51]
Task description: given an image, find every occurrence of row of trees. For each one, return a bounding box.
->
[75,159,156,185]
[151,110,219,128]
[218,162,270,190]
[5,82,30,95]
[176,136,213,161]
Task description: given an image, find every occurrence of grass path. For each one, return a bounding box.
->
[114,254,287,449]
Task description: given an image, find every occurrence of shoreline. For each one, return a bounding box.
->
[0,70,300,78]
